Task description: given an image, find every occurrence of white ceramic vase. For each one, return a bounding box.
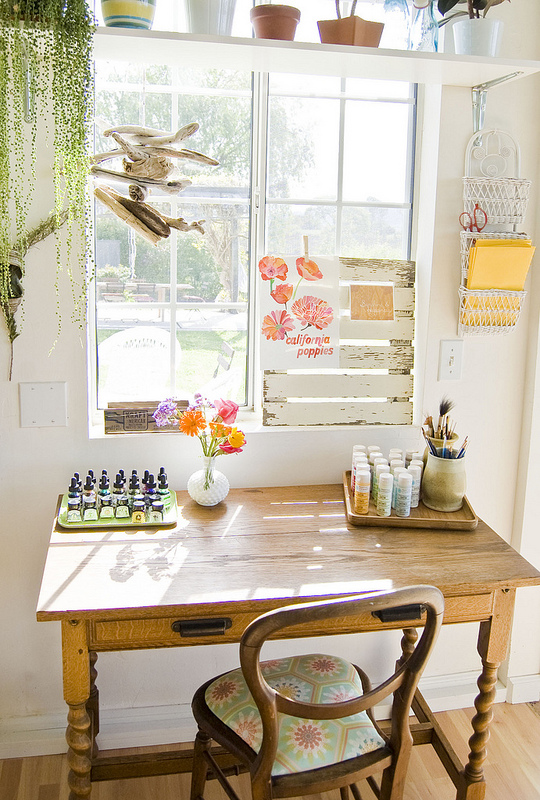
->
[185,0,237,35]
[452,18,503,58]
[187,455,229,506]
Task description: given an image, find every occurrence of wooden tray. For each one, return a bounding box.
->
[343,472,478,531]
[57,492,178,530]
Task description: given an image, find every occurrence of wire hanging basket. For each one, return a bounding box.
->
[463,130,531,225]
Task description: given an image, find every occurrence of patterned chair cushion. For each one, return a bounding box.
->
[205,653,386,776]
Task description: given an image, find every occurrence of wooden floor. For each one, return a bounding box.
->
[2,703,540,800]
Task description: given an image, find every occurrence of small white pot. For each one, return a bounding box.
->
[452,17,503,58]
[185,0,237,36]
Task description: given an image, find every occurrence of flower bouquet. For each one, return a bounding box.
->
[153,396,246,503]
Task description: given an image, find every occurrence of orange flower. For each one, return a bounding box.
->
[261,310,295,341]
[259,255,288,281]
[296,257,323,281]
[270,282,293,304]
[178,408,206,436]
[210,421,231,438]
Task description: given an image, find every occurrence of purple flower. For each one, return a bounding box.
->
[153,398,177,427]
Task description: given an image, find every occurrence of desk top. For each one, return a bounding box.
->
[36,485,540,622]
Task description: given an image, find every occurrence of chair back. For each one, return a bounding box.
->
[239,585,444,787]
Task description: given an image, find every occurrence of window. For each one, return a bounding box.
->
[91,29,416,421]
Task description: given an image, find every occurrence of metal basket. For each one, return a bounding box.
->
[460,230,530,286]
[458,286,526,336]
[463,129,531,225]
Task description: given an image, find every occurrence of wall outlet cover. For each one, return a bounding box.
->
[19,382,68,427]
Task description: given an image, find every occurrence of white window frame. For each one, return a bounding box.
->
[88,51,420,432]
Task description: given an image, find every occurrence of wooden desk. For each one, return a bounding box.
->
[36,485,540,800]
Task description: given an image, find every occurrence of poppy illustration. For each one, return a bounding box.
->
[291,296,333,330]
[270,282,293,305]
[259,255,288,281]
[296,257,323,281]
[261,310,295,341]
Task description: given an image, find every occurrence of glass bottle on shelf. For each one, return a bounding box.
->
[380,0,411,50]
[408,0,438,52]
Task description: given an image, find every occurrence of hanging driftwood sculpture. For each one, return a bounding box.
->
[92,123,219,244]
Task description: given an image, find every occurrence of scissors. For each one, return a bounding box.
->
[459,203,487,232]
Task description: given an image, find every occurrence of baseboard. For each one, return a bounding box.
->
[506,674,540,704]
[0,669,531,760]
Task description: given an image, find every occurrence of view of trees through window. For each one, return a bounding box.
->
[92,59,415,411]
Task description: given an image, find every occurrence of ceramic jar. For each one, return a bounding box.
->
[187,456,229,506]
[101,0,156,30]
[421,453,466,513]
[452,18,503,58]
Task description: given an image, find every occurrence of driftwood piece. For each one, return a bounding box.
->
[91,146,219,168]
[90,165,191,194]
[129,184,148,202]
[103,123,199,146]
[111,131,149,162]
[163,215,206,235]
[123,155,175,180]
[94,186,167,246]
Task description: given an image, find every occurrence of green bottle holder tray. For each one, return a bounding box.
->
[57,491,178,530]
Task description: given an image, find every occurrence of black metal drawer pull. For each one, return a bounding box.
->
[372,604,423,623]
[171,618,233,637]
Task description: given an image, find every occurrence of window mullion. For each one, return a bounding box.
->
[335,77,347,255]
[248,70,269,410]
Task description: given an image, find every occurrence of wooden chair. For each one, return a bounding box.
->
[190,585,444,800]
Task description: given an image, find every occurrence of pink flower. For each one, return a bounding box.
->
[296,257,323,281]
[259,255,288,281]
[270,283,293,305]
[291,296,334,330]
[261,310,295,341]
[214,398,239,425]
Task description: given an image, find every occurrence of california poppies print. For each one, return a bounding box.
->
[258,254,339,369]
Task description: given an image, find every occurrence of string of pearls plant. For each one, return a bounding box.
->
[0,0,95,378]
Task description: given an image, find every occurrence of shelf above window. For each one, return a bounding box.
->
[94,27,540,87]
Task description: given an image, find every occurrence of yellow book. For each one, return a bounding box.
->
[467,239,535,291]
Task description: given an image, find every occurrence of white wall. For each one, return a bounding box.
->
[2,0,540,756]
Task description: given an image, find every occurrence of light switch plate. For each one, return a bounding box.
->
[438,340,463,381]
[19,382,67,427]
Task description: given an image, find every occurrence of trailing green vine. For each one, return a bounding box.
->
[0,0,95,376]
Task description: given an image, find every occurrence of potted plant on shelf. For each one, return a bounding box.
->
[250,3,301,41]
[438,0,509,57]
[0,1,95,378]
[317,0,385,47]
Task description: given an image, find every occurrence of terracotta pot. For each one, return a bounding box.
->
[250,4,300,41]
[317,16,384,47]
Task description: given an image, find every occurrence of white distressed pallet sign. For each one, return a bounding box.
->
[263,257,415,427]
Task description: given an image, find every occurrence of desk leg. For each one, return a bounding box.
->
[87,652,100,758]
[62,620,92,800]
[458,588,516,800]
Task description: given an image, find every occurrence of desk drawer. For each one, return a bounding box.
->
[90,594,494,651]
[91,614,255,650]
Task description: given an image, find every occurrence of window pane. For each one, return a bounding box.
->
[268,97,340,201]
[343,101,412,204]
[266,205,337,254]
[340,206,410,259]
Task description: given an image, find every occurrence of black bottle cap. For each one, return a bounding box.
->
[158,473,168,489]
[69,477,80,493]
[129,475,139,490]
[114,473,124,490]
[146,474,156,491]
[118,469,125,480]
[99,475,109,491]
[84,476,94,491]
[143,470,150,483]
[88,469,96,482]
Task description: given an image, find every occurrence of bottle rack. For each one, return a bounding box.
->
[458,130,532,337]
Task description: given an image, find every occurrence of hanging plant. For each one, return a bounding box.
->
[0,0,95,376]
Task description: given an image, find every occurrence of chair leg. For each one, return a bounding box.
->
[340,786,350,800]
[191,729,212,800]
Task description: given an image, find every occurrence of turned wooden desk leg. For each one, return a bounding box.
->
[62,620,92,800]
[87,651,100,758]
[398,627,418,665]
[457,588,516,800]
